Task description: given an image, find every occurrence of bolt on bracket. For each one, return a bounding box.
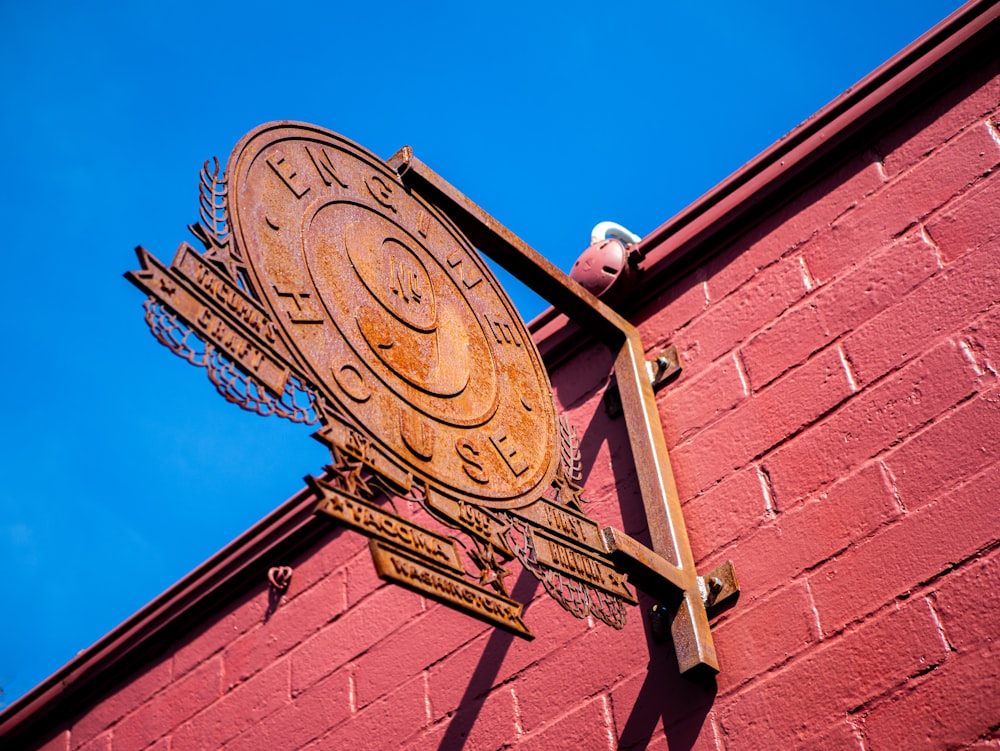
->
[391,147,737,676]
[605,345,682,417]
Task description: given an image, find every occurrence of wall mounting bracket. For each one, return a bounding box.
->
[390,148,739,675]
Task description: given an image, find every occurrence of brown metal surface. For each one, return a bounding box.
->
[311,477,466,573]
[391,149,722,674]
[127,122,641,650]
[226,123,558,509]
[369,540,533,639]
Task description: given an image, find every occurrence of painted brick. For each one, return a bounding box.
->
[608,667,716,751]
[808,460,1000,635]
[671,258,809,377]
[282,526,364,604]
[346,545,389,607]
[802,720,865,750]
[862,644,1000,751]
[426,686,517,751]
[171,658,289,750]
[808,231,941,341]
[75,732,111,751]
[222,564,346,688]
[71,657,172,744]
[662,714,721,751]
[516,696,614,751]
[704,151,885,302]
[739,302,830,390]
[713,580,820,695]
[220,668,350,751]
[743,231,940,389]
[448,625,622,734]
[306,674,429,750]
[637,269,708,343]
[513,620,695,735]
[718,598,947,749]
[550,344,615,412]
[931,548,1000,653]
[885,388,1000,507]
[682,467,770,560]
[426,589,590,719]
[172,586,268,680]
[843,237,1000,385]
[803,120,1000,283]
[966,305,1000,375]
[671,345,853,500]
[37,729,70,751]
[353,601,487,707]
[658,352,748,448]
[399,721,448,751]
[112,656,222,751]
[926,171,1000,262]
[290,582,423,695]
[723,463,898,598]
[764,338,981,505]
[878,65,1000,176]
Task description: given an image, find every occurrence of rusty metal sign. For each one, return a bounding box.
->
[127,121,737,676]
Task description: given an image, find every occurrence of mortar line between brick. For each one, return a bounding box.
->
[925,594,956,653]
[803,578,824,643]
[422,671,432,725]
[600,694,616,751]
[511,686,524,737]
[348,671,357,715]
[838,346,860,393]
[734,350,752,397]
[798,255,815,292]
[755,464,776,516]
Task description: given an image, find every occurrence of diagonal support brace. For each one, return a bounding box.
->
[390,147,738,675]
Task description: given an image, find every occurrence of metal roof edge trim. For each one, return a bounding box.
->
[530,0,1000,359]
[0,482,331,745]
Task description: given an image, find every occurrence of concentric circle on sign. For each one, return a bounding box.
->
[304,201,498,424]
[225,122,558,507]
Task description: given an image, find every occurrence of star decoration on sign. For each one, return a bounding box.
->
[327,446,372,498]
[551,471,587,513]
[469,542,512,597]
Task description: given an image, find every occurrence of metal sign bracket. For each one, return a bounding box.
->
[390,148,739,675]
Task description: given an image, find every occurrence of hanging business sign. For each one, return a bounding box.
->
[127,122,735,671]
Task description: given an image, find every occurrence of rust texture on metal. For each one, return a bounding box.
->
[127,122,642,649]
[369,540,534,639]
[390,147,735,674]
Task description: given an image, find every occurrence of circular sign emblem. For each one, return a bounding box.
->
[226,123,558,508]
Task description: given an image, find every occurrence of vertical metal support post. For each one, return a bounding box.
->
[390,148,719,674]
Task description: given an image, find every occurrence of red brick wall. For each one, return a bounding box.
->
[27,58,1000,751]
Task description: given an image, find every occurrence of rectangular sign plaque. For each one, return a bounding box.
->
[369,540,533,639]
[311,478,465,573]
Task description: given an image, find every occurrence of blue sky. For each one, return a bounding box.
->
[0,0,962,706]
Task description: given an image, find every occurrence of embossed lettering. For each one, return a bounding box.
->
[366,174,397,212]
[456,438,489,485]
[490,430,528,477]
[400,407,433,460]
[189,257,278,343]
[547,538,604,585]
[458,500,496,536]
[543,504,584,542]
[416,211,431,239]
[305,145,349,188]
[390,254,422,304]
[195,307,266,372]
[483,314,522,347]
[446,252,483,289]
[273,285,323,324]
[266,150,310,199]
[333,364,371,402]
